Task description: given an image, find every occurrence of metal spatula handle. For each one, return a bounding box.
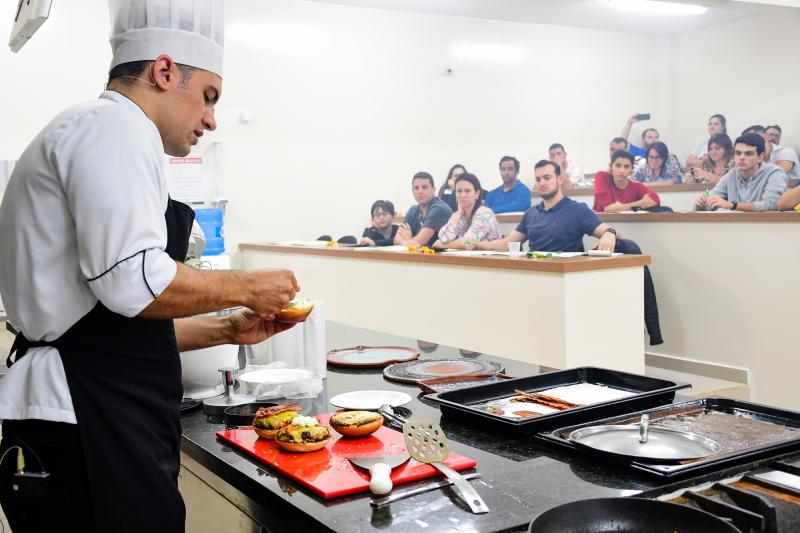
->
[370,473,481,507]
[430,462,489,514]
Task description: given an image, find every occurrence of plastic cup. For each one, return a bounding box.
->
[508,241,521,259]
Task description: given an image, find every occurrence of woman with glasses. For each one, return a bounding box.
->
[433,173,501,249]
[360,200,399,246]
[686,133,734,185]
[634,141,683,187]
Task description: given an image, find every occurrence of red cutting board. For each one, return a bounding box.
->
[216,413,477,499]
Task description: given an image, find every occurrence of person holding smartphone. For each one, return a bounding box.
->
[621,113,658,160]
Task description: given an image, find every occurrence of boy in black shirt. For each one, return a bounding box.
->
[360,200,399,246]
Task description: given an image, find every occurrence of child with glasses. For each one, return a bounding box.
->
[360,200,399,246]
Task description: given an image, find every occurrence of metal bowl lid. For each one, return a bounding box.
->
[569,424,721,462]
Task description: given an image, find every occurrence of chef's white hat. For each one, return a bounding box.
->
[108,0,224,77]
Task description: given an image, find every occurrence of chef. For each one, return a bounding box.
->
[0,1,299,531]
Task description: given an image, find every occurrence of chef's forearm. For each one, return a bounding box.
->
[138,263,251,319]
[174,315,232,351]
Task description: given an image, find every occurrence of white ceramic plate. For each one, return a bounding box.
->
[329,390,412,410]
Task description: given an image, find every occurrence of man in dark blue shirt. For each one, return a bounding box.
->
[472,160,617,252]
[396,171,453,247]
[484,156,532,214]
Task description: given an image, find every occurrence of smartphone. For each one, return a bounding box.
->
[636,113,651,121]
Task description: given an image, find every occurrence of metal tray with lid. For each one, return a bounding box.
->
[539,397,800,478]
[568,414,722,463]
[428,367,690,433]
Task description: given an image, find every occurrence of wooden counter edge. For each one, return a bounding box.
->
[239,244,651,273]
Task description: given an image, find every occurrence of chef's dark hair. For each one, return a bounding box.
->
[499,156,520,172]
[454,173,484,229]
[370,200,395,217]
[108,60,197,87]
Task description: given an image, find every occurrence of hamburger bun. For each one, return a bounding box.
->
[253,427,278,439]
[329,411,384,438]
[274,438,330,453]
[275,420,331,453]
[275,298,315,323]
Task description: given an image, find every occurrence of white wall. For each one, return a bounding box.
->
[0,0,671,251]
[669,10,800,160]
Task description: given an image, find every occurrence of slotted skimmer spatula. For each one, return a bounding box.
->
[402,420,489,514]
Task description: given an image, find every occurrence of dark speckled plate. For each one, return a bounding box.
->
[384,358,505,384]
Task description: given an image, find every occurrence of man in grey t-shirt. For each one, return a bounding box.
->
[396,171,453,247]
[695,133,787,212]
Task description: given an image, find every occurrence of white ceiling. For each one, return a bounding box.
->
[305,0,784,36]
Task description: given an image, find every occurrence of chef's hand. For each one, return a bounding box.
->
[247,269,299,317]
[227,307,296,345]
[596,231,616,252]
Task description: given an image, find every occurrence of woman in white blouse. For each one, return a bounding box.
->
[433,173,502,249]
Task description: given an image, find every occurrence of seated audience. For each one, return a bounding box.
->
[395,172,453,247]
[437,163,466,212]
[695,133,788,212]
[484,156,531,214]
[608,137,629,157]
[621,114,660,159]
[433,173,501,249]
[594,150,660,212]
[548,143,584,190]
[634,142,683,186]
[766,125,782,146]
[686,113,727,169]
[470,160,663,345]
[360,200,399,246]
[777,180,800,211]
[742,125,799,179]
[686,133,734,185]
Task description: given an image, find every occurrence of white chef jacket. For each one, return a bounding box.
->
[0,91,178,423]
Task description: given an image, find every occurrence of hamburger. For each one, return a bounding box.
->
[275,416,331,453]
[252,403,302,439]
[275,298,315,323]
[329,411,384,438]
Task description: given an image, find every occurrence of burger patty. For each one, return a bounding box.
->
[277,425,329,444]
[330,411,382,428]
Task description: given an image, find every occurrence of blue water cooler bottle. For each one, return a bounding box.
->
[194,207,225,256]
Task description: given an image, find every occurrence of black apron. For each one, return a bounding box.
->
[6,198,195,533]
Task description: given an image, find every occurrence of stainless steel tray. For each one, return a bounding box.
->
[430,367,690,433]
[540,397,800,478]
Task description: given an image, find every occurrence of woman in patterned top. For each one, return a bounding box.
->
[686,133,734,185]
[634,141,683,186]
[434,173,502,249]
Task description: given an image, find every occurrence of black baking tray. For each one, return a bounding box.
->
[430,367,690,433]
[539,397,800,478]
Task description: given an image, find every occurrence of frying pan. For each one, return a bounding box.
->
[528,497,739,533]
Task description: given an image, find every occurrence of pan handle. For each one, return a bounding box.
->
[379,403,407,426]
[430,462,489,514]
[639,414,650,443]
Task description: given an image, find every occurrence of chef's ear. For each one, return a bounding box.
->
[151,54,178,90]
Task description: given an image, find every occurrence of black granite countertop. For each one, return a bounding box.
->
[180,321,795,532]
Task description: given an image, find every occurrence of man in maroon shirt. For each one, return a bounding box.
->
[593,150,661,212]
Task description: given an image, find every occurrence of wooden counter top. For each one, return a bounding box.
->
[493,211,800,223]
[239,243,650,273]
